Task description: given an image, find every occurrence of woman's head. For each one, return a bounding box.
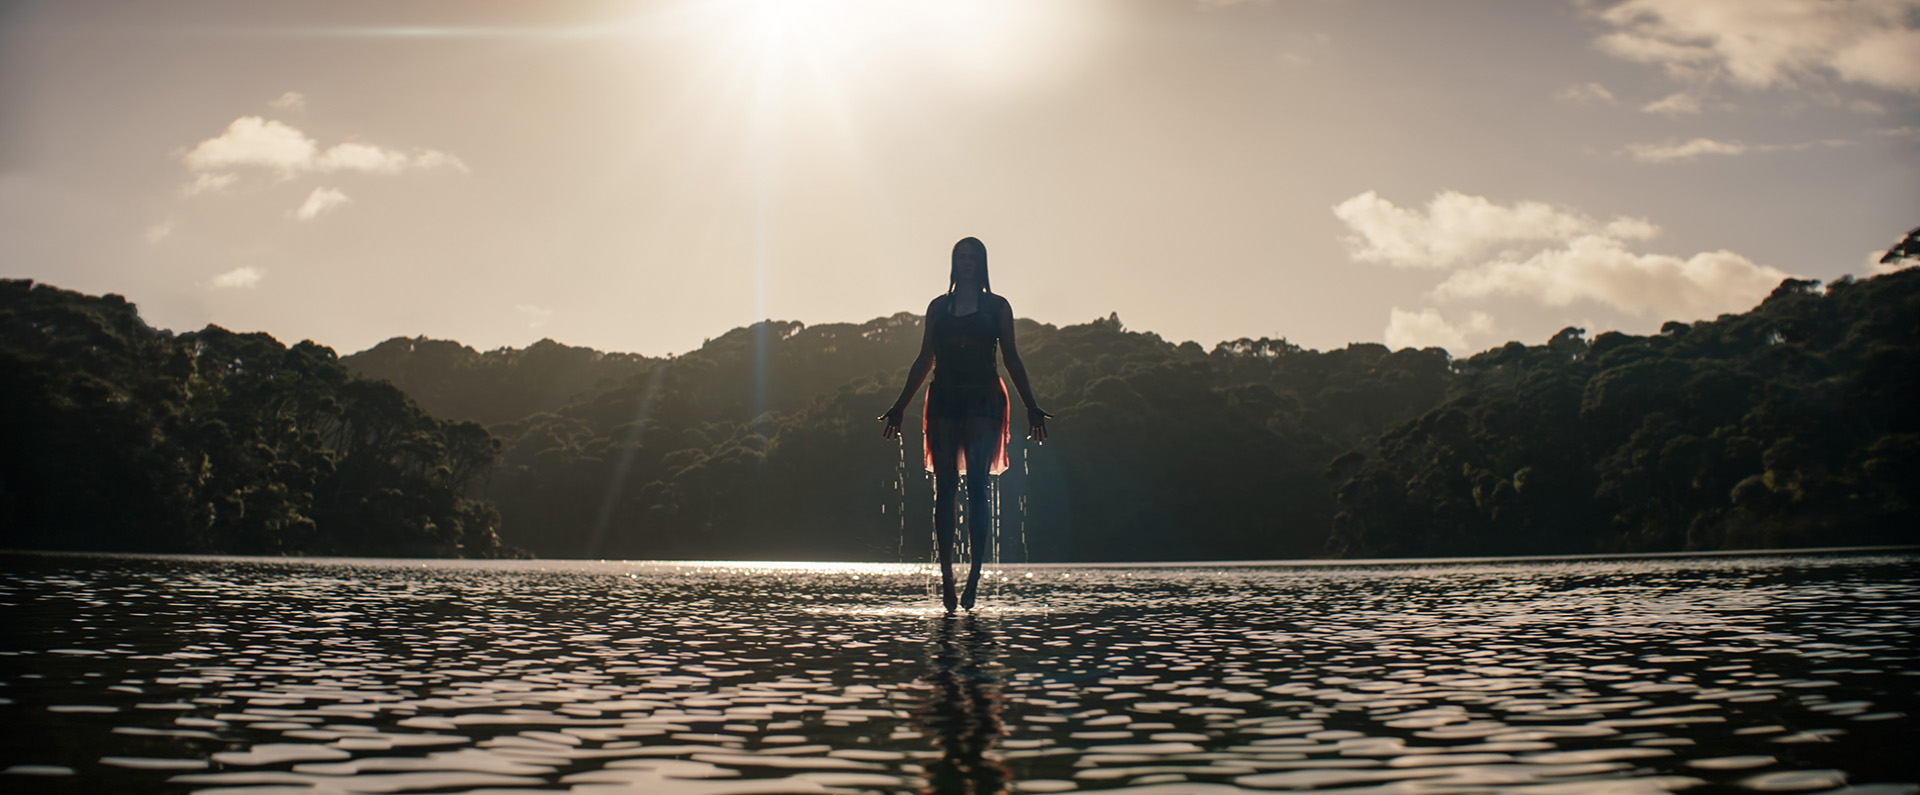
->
[949,237,990,294]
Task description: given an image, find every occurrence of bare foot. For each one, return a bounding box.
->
[941,576,958,614]
[961,574,979,611]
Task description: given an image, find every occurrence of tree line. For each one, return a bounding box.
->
[0,280,517,557]
[4,240,1916,560]
[1329,268,1920,557]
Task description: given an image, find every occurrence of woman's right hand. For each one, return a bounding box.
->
[877,404,906,440]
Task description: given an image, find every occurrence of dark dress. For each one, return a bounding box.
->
[922,294,1012,475]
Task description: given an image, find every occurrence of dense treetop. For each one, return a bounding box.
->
[4,259,1916,561]
[1331,270,1920,557]
[0,279,516,557]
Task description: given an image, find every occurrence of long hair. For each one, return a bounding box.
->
[947,237,991,295]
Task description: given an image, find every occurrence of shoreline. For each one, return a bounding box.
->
[5,543,1915,571]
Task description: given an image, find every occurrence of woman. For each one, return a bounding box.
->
[880,237,1050,613]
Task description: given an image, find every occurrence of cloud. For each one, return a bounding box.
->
[1625,137,1749,162]
[1555,82,1618,103]
[1384,308,1495,354]
[1592,0,1920,94]
[1333,190,1657,270]
[268,91,306,111]
[181,172,239,196]
[211,266,263,289]
[1829,23,1920,92]
[183,117,317,176]
[516,304,555,329]
[1623,135,1854,162]
[145,221,174,243]
[1867,249,1913,275]
[1430,235,1792,318]
[1870,229,1920,274]
[316,143,412,174]
[181,116,467,178]
[293,187,351,221]
[1789,137,1854,151]
[1641,90,1703,114]
[1335,190,1796,322]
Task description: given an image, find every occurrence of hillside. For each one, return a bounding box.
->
[4,259,1916,561]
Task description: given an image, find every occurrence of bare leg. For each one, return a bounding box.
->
[960,415,997,610]
[931,442,961,613]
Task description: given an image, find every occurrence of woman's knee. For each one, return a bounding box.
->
[965,477,990,501]
[932,467,959,490]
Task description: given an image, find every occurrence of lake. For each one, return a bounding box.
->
[1,550,1916,794]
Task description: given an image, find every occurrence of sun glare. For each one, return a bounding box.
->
[664,0,1103,91]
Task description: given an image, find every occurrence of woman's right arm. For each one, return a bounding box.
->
[880,298,941,439]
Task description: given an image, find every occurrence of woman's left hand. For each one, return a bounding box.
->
[1026,407,1053,444]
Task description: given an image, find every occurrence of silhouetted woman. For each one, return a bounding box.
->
[880,237,1049,613]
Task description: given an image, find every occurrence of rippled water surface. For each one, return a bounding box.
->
[2,550,1917,794]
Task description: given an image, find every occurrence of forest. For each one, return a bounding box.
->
[3,236,1916,560]
[0,280,516,557]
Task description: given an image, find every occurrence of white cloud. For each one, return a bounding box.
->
[181,116,467,178]
[183,117,318,176]
[318,142,417,174]
[1829,23,1920,92]
[268,91,306,111]
[211,266,263,289]
[181,172,238,196]
[293,187,351,221]
[145,221,173,243]
[1429,235,1792,318]
[1870,239,1920,274]
[1593,0,1920,94]
[1332,190,1657,270]
[516,304,555,329]
[1384,308,1494,354]
[1867,251,1907,275]
[1624,135,1854,162]
[1555,82,1618,103]
[1641,90,1703,114]
[1625,137,1749,162]
[1335,190,1797,323]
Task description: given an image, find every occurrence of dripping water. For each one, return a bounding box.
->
[1019,455,1029,568]
[1020,447,1047,613]
[894,433,907,561]
[989,474,1001,604]
[910,444,1024,612]
[927,466,939,606]
[957,472,970,603]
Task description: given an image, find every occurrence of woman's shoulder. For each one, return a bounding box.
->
[984,292,1013,320]
[926,294,951,313]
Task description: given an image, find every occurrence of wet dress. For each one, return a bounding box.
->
[922,294,1012,475]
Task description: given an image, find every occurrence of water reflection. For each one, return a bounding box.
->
[0,551,1915,793]
[915,616,1010,794]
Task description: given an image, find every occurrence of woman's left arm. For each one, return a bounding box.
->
[997,296,1051,442]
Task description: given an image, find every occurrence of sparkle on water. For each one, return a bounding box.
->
[1,550,1917,794]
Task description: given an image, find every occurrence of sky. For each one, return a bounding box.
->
[2,0,1916,358]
